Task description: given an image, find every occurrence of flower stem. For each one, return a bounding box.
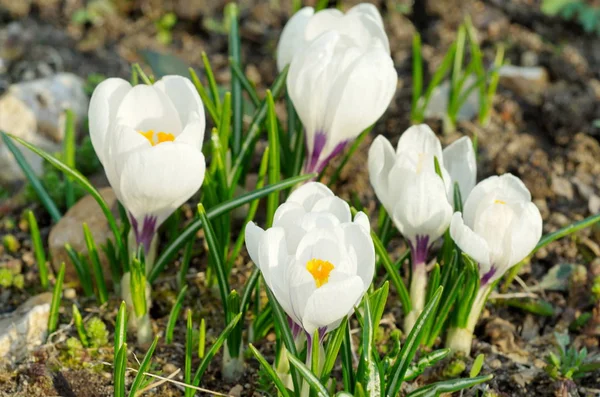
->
[445,284,492,355]
[403,262,428,334]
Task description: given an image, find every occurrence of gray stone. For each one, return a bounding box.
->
[551,176,574,200]
[0,73,88,184]
[498,65,549,103]
[0,292,52,365]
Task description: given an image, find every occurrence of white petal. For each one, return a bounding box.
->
[88,78,132,164]
[272,202,307,253]
[257,227,288,288]
[287,182,334,211]
[396,124,443,162]
[342,223,375,289]
[311,196,351,223]
[346,3,390,53]
[287,263,318,327]
[443,136,477,204]
[154,75,205,130]
[368,135,396,210]
[391,170,453,244]
[244,222,264,266]
[276,7,314,71]
[301,274,364,335]
[323,46,397,155]
[116,85,182,134]
[118,142,205,226]
[450,212,492,271]
[295,228,342,267]
[175,111,205,151]
[507,202,543,268]
[353,211,371,234]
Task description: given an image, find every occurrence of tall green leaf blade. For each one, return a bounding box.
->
[249,344,291,397]
[129,336,159,396]
[288,353,329,397]
[406,374,493,397]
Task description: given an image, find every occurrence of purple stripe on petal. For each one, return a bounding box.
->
[304,131,348,174]
[480,266,497,287]
[130,213,158,253]
[408,235,430,269]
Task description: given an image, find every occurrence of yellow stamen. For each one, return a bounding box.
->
[306,258,335,288]
[494,199,506,205]
[157,132,175,144]
[138,130,175,146]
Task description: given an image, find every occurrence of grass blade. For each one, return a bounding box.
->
[129,336,159,396]
[230,58,261,107]
[166,285,188,344]
[406,374,493,397]
[227,3,243,155]
[114,343,128,397]
[201,52,222,113]
[28,210,49,289]
[191,313,242,387]
[184,309,194,397]
[47,262,65,336]
[65,243,94,297]
[321,316,348,382]
[1,132,61,222]
[287,353,329,397]
[72,304,89,347]
[411,33,423,122]
[83,223,109,304]
[114,301,127,364]
[265,90,281,227]
[198,318,206,359]
[372,232,411,313]
[386,287,444,397]
[249,344,290,397]
[148,173,315,283]
[189,68,219,124]
[63,109,76,208]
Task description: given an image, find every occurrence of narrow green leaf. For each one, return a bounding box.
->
[1,132,61,222]
[417,43,456,120]
[411,33,423,122]
[372,232,411,313]
[266,90,281,228]
[201,52,222,112]
[166,285,188,343]
[178,241,194,290]
[197,204,230,316]
[8,134,125,262]
[198,318,206,359]
[470,354,485,378]
[83,223,108,304]
[65,243,94,297]
[341,321,355,392]
[48,262,65,336]
[114,301,127,361]
[227,3,243,155]
[63,109,76,208]
[114,343,128,397]
[28,210,49,289]
[129,336,159,396]
[148,173,315,283]
[249,344,291,397]
[406,374,493,397]
[230,57,260,107]
[321,317,348,382]
[218,92,232,157]
[404,349,451,381]
[130,256,147,318]
[189,67,219,124]
[288,353,329,397]
[386,287,444,397]
[191,313,242,387]
[184,309,194,397]
[72,304,89,347]
[132,63,153,85]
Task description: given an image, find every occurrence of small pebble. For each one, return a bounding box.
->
[64,288,76,300]
[489,359,502,369]
[162,363,178,375]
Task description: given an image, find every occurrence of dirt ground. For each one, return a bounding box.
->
[0,0,600,396]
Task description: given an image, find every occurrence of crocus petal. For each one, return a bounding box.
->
[324,45,397,155]
[368,135,398,209]
[342,223,375,289]
[154,75,205,129]
[353,211,371,233]
[175,111,205,151]
[443,136,476,204]
[116,85,182,134]
[244,222,264,266]
[276,7,315,71]
[287,182,334,211]
[302,274,364,335]
[346,3,390,53]
[118,142,205,225]
[450,212,492,270]
[311,196,351,224]
[391,170,453,245]
[507,202,543,267]
[88,78,132,164]
[396,124,443,162]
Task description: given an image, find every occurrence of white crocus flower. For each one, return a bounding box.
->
[447,173,542,354]
[245,182,374,340]
[443,136,477,205]
[288,31,397,173]
[89,76,206,252]
[369,124,455,332]
[276,3,389,71]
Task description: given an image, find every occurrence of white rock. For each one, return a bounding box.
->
[424,76,479,122]
[0,73,88,184]
[0,292,52,365]
[498,65,549,98]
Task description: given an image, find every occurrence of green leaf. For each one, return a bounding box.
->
[191,313,242,387]
[48,262,65,336]
[113,343,128,397]
[411,32,423,122]
[230,59,260,107]
[321,317,348,382]
[266,90,281,228]
[386,287,443,397]
[372,232,411,313]
[288,353,329,397]
[406,374,493,397]
[470,354,485,378]
[148,173,316,283]
[227,3,243,155]
[72,304,89,347]
[9,134,125,264]
[63,109,76,208]
[83,223,108,304]
[1,132,61,222]
[129,336,159,397]
[184,309,194,397]
[28,211,49,289]
[248,344,291,397]
[166,285,188,344]
[201,52,222,113]
[404,349,451,381]
[357,296,380,396]
[65,243,94,297]
[189,67,219,124]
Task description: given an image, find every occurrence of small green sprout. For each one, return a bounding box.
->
[86,317,109,348]
[0,268,13,287]
[545,332,600,380]
[3,234,20,253]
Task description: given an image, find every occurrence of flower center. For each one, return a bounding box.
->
[139,130,175,146]
[494,199,506,205]
[306,258,334,288]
